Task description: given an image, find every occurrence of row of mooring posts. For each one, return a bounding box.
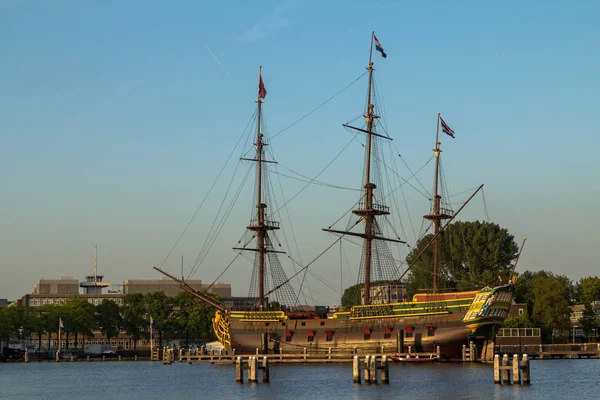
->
[235,356,270,383]
[352,355,390,384]
[494,354,530,385]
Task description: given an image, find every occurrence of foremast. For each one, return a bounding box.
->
[234,66,290,311]
[423,113,453,291]
[323,32,404,305]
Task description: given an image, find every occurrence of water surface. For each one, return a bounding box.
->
[0,359,597,399]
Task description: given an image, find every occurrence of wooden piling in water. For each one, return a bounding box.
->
[494,353,531,385]
[248,356,258,383]
[512,354,520,384]
[56,352,60,362]
[502,354,510,382]
[262,356,270,383]
[381,355,389,384]
[24,351,29,363]
[369,355,377,384]
[235,357,243,383]
[522,354,530,384]
[363,355,371,383]
[493,355,501,384]
[353,355,361,384]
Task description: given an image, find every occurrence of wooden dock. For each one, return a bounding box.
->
[178,348,439,364]
[495,344,600,360]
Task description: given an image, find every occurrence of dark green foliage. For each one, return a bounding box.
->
[514,270,573,332]
[405,221,519,297]
[579,303,598,338]
[121,293,146,349]
[502,310,532,328]
[144,292,173,347]
[96,300,122,342]
[575,277,600,304]
[341,284,362,308]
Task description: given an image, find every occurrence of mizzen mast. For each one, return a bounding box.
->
[323,32,404,305]
[423,113,453,291]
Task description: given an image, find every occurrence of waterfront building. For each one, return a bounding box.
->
[32,277,79,295]
[568,301,600,340]
[123,278,231,298]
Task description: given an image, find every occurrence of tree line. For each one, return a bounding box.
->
[0,291,218,351]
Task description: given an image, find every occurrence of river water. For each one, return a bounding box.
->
[0,359,597,399]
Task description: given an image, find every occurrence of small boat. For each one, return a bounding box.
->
[391,354,438,363]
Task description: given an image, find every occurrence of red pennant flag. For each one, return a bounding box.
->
[259,73,267,99]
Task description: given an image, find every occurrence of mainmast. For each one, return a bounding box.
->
[323,32,404,305]
[360,33,378,305]
[424,113,453,291]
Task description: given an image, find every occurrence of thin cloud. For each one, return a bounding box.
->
[240,0,296,43]
[205,44,232,77]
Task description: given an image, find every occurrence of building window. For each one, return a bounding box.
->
[308,336,314,342]
[301,322,306,326]
[427,326,436,337]
[326,330,334,342]
[518,308,524,316]
[405,331,413,338]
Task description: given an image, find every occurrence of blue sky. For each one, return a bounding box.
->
[1,0,598,302]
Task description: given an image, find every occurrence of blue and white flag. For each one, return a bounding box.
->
[374,35,387,58]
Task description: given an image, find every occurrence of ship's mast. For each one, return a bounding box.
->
[424,113,452,292]
[323,32,404,305]
[233,66,283,311]
[362,32,376,305]
[256,66,266,310]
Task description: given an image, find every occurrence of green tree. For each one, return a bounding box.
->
[502,310,532,328]
[96,300,122,344]
[0,307,10,345]
[30,305,56,353]
[341,283,362,308]
[62,298,96,350]
[530,272,572,333]
[174,291,218,346]
[121,293,147,349]
[144,292,173,347]
[579,303,598,340]
[575,276,600,304]
[405,221,519,297]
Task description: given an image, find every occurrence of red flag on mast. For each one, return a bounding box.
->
[259,73,267,99]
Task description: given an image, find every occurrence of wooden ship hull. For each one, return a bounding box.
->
[214,285,515,360]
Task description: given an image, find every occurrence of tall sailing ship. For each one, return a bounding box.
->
[156,32,515,360]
